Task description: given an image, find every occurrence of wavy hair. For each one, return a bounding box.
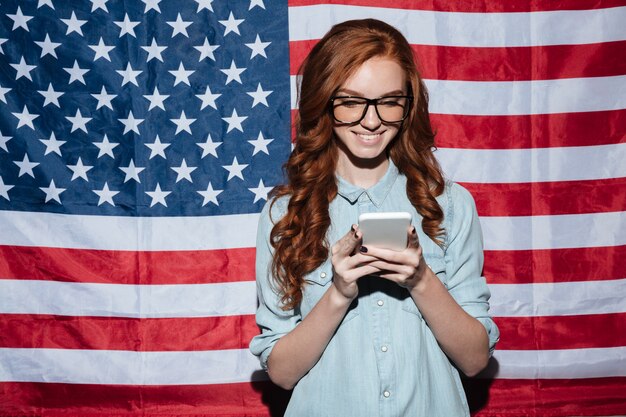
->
[270,19,445,310]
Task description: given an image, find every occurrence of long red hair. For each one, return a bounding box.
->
[270,19,445,309]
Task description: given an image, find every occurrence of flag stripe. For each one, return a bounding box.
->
[494,313,626,351]
[0,245,255,284]
[0,348,263,385]
[489,279,626,318]
[288,0,626,13]
[291,75,626,114]
[430,110,626,149]
[0,279,257,318]
[461,178,626,217]
[290,40,626,81]
[484,246,626,285]
[0,314,258,352]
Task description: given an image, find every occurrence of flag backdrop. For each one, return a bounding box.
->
[0,0,625,416]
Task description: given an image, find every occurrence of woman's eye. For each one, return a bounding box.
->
[340,100,365,108]
[379,100,401,107]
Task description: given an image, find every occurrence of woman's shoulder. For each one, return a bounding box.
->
[437,180,477,214]
[259,194,290,227]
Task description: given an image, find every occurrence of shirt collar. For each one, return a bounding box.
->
[336,161,399,207]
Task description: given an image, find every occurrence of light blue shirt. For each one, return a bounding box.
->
[250,162,499,417]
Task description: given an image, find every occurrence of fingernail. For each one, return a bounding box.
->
[359,246,368,253]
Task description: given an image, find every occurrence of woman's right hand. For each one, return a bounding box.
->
[330,225,380,301]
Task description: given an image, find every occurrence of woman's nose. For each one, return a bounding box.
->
[360,104,382,130]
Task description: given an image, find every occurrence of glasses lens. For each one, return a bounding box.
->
[376,97,409,122]
[333,97,368,123]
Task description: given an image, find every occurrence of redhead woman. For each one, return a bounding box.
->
[250,19,499,417]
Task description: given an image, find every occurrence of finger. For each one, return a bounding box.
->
[359,245,407,263]
[332,224,361,256]
[407,225,420,249]
[349,264,383,280]
[366,260,414,276]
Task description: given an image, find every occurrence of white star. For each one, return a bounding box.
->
[116,62,142,86]
[115,14,140,38]
[247,83,272,108]
[197,182,222,206]
[7,7,33,31]
[248,131,274,155]
[90,0,109,12]
[197,134,222,158]
[196,86,221,110]
[61,11,87,36]
[195,0,214,12]
[142,0,162,12]
[39,132,66,156]
[14,154,39,178]
[171,159,197,183]
[171,110,196,135]
[146,183,170,207]
[35,34,61,58]
[245,34,270,59]
[0,86,10,104]
[119,111,144,135]
[91,85,115,110]
[0,38,7,54]
[66,109,91,133]
[67,157,93,181]
[223,157,248,181]
[194,38,219,61]
[11,57,37,81]
[38,83,63,107]
[64,60,89,84]
[143,86,168,110]
[0,133,11,152]
[0,177,14,201]
[38,0,55,9]
[12,106,39,130]
[89,37,115,61]
[94,134,119,158]
[169,62,194,86]
[222,108,247,133]
[249,179,272,203]
[120,159,145,183]
[40,179,65,204]
[167,13,192,38]
[141,38,167,62]
[218,12,244,36]
[145,135,170,159]
[93,182,119,206]
[249,0,265,10]
[220,60,246,85]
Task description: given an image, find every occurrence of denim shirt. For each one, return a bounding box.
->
[250,162,499,417]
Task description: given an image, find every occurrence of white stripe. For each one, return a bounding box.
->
[488,279,626,317]
[0,210,259,250]
[481,211,626,251]
[436,143,626,183]
[0,348,262,385]
[487,347,626,379]
[290,75,626,115]
[288,5,626,47]
[0,280,257,318]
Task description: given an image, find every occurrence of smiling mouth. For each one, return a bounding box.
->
[354,131,385,141]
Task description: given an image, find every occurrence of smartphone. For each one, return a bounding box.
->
[358,212,412,251]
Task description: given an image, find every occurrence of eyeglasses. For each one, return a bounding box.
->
[330,95,413,124]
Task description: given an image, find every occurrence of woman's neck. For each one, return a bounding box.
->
[335,152,389,189]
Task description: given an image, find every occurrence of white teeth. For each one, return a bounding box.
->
[356,133,381,140]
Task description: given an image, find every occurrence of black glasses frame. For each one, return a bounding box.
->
[329,95,413,124]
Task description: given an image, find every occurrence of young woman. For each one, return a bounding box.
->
[250,19,499,416]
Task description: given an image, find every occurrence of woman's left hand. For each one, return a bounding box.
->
[359,226,429,289]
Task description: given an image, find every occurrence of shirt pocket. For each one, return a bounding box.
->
[401,255,448,318]
[302,261,359,323]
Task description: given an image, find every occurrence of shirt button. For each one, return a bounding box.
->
[383,391,390,398]
[320,272,326,278]
[381,346,388,352]
[377,300,384,306]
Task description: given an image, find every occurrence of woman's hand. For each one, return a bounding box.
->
[358,226,429,290]
[331,225,381,301]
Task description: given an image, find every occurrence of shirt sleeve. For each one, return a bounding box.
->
[249,199,301,370]
[443,183,500,355]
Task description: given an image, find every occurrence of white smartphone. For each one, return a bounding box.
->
[358,212,412,251]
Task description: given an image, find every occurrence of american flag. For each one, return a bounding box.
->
[0,0,624,416]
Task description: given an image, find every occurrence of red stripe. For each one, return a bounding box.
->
[288,0,626,12]
[494,313,626,351]
[0,245,255,284]
[3,378,626,417]
[290,41,626,81]
[0,314,259,351]
[483,246,626,284]
[463,178,626,217]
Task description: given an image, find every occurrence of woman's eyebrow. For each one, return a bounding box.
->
[336,88,406,96]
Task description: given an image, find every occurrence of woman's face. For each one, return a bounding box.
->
[332,57,407,167]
